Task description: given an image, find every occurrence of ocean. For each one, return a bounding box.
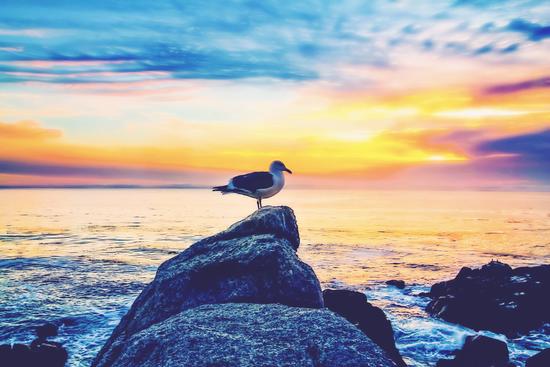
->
[1,189,549,366]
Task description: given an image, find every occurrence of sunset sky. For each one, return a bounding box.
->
[1,0,549,189]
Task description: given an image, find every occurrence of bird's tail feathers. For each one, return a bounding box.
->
[212,185,231,194]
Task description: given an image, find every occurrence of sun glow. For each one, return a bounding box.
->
[1,0,550,189]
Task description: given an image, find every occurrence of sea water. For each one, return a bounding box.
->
[1,189,549,366]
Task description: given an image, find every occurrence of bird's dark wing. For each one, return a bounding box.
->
[232,171,273,192]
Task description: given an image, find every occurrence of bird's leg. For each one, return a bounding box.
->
[256,199,260,210]
[259,197,263,208]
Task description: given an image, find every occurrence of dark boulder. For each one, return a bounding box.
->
[0,342,68,367]
[425,260,550,335]
[201,204,300,250]
[526,348,550,367]
[32,342,68,367]
[12,344,33,365]
[94,303,397,367]
[436,334,510,367]
[323,289,407,367]
[0,344,11,360]
[93,206,323,366]
[386,280,406,289]
[36,322,59,338]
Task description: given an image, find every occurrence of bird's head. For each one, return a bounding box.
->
[270,160,292,174]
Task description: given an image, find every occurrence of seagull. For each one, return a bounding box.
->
[213,160,292,209]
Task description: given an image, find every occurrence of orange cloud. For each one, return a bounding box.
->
[0,120,62,140]
[0,116,469,186]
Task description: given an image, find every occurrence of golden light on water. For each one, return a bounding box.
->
[2,189,549,285]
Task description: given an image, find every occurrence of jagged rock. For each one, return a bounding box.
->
[93,206,323,366]
[95,303,397,367]
[203,205,300,250]
[526,348,550,367]
[425,260,550,335]
[323,289,407,367]
[386,280,406,289]
[36,322,58,338]
[0,342,68,367]
[436,335,511,367]
[33,342,69,367]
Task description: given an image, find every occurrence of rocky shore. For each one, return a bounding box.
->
[422,260,550,336]
[0,322,67,367]
[92,206,403,367]
[5,206,547,366]
[421,260,550,367]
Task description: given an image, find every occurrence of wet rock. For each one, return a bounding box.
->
[526,348,550,367]
[0,342,68,367]
[323,289,407,367]
[36,322,58,338]
[386,280,406,289]
[201,204,300,250]
[32,342,68,367]
[94,303,397,367]
[425,260,550,335]
[60,317,77,326]
[12,344,33,365]
[93,206,324,366]
[436,334,511,367]
[0,344,11,359]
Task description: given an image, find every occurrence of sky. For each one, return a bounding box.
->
[1,0,549,189]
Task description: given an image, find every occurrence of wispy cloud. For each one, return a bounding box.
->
[0,120,62,139]
[1,1,549,84]
[484,76,550,94]
[0,159,193,180]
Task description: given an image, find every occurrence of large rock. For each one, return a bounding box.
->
[323,289,407,367]
[93,206,323,366]
[95,303,397,367]
[435,334,510,367]
[0,342,68,367]
[386,280,406,289]
[526,348,550,367]
[201,205,300,250]
[0,322,68,367]
[424,261,550,335]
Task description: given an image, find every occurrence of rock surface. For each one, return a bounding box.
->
[526,348,550,367]
[98,303,397,367]
[36,322,58,338]
[323,289,407,367]
[0,322,68,367]
[424,260,550,335]
[201,205,301,250]
[95,206,398,367]
[435,334,511,367]
[386,280,406,289]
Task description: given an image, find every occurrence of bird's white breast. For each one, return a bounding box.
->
[257,172,284,199]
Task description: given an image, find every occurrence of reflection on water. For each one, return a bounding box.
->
[1,189,549,366]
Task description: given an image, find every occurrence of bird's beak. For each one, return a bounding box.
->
[285,168,293,174]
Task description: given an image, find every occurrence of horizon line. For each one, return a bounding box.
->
[1,184,549,193]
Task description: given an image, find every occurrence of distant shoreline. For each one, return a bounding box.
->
[0,185,208,190]
[1,185,549,192]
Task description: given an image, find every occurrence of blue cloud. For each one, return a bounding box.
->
[473,44,493,55]
[421,39,435,50]
[500,43,519,53]
[507,19,550,41]
[0,0,548,84]
[476,129,550,181]
[401,24,421,34]
[454,0,508,7]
